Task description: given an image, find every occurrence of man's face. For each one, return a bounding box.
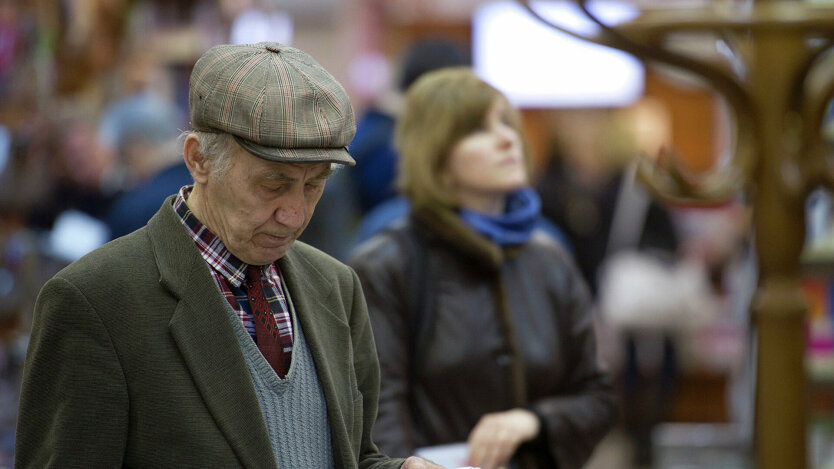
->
[198,144,331,265]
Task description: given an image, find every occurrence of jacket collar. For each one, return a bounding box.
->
[147,196,277,469]
[276,249,355,468]
[412,204,508,272]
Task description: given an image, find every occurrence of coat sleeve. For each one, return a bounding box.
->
[15,276,129,468]
[348,238,419,459]
[527,262,620,469]
[347,267,410,469]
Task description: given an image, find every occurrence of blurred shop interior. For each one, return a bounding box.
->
[0,0,833,468]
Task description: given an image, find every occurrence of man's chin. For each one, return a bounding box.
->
[266,245,292,262]
[243,243,294,265]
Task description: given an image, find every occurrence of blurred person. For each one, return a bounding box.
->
[299,39,470,259]
[27,114,119,230]
[0,122,64,467]
[26,114,119,262]
[100,50,191,240]
[98,48,184,184]
[535,109,679,297]
[103,131,190,239]
[105,154,191,240]
[535,110,684,468]
[0,209,36,467]
[347,38,576,250]
[296,166,359,260]
[350,38,469,215]
[348,68,618,469]
[15,42,441,469]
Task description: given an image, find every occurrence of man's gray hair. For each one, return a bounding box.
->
[179,130,237,179]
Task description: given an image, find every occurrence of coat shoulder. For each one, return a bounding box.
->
[528,229,575,264]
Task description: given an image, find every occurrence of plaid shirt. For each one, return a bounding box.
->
[173,187,293,367]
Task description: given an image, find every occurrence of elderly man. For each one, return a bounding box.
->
[15,42,442,469]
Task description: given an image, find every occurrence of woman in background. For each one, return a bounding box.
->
[348,68,617,469]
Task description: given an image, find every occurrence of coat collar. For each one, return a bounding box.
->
[148,197,276,469]
[277,249,356,469]
[412,204,510,272]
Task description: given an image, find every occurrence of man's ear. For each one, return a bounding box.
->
[183,134,210,184]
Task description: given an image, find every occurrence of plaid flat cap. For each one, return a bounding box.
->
[189,42,356,165]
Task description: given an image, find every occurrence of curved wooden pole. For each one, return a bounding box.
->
[519,0,759,201]
[575,0,760,192]
[796,46,834,193]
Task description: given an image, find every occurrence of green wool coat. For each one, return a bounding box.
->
[15,196,403,469]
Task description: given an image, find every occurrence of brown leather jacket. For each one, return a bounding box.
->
[349,206,618,469]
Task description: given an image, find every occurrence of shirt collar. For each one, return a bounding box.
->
[173,185,254,288]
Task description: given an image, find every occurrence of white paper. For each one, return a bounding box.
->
[415,442,475,468]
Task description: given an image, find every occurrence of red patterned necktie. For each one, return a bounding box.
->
[245,265,288,378]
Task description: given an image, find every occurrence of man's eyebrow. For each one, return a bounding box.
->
[262,172,297,183]
[261,165,334,182]
[314,166,335,180]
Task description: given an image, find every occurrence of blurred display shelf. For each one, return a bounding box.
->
[809,356,834,387]
[652,423,753,469]
[809,357,834,420]
[802,252,834,277]
[810,415,834,469]
[801,240,834,276]
[766,248,834,468]
[651,421,834,469]
[794,251,834,416]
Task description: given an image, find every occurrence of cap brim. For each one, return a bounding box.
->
[234,135,356,166]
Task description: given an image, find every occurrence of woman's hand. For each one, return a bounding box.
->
[466,408,540,469]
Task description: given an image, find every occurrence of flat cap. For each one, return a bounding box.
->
[189,42,356,165]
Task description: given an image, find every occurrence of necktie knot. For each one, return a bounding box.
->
[246,265,263,289]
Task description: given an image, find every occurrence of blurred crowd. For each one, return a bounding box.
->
[0,1,759,468]
[0,2,233,465]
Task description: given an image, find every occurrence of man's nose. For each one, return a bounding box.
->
[274,193,306,229]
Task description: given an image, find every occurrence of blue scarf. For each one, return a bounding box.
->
[459,188,541,247]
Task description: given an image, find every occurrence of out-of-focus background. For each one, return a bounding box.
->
[0,1,832,468]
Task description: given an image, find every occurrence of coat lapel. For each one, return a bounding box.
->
[278,250,354,468]
[147,199,276,469]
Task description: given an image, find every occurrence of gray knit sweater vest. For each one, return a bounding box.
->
[224,284,334,468]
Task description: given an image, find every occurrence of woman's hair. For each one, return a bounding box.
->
[395,67,528,210]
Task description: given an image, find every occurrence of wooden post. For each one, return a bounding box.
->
[749,27,810,469]
[519,1,834,466]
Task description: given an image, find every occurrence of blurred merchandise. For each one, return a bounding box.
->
[799,148,834,469]
[810,415,834,469]
[806,190,834,260]
[802,278,834,382]
[598,251,716,333]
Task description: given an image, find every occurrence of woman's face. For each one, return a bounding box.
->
[442,98,528,210]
